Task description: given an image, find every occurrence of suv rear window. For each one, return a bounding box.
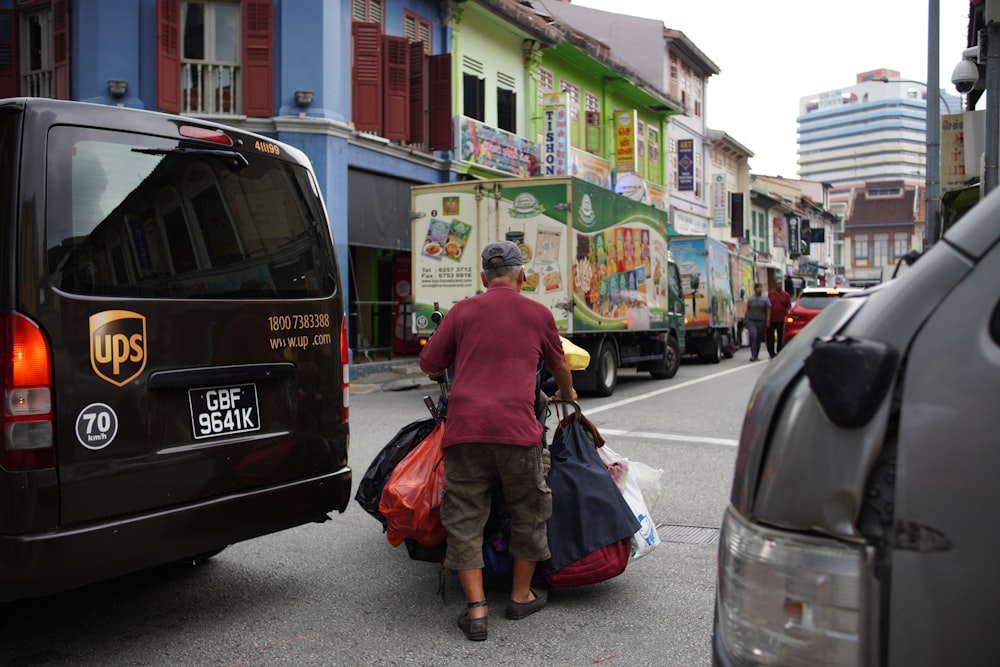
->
[46,126,337,299]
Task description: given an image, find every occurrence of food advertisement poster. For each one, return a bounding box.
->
[411,187,483,333]
[569,178,671,333]
[492,182,571,328]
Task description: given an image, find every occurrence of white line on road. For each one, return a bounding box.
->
[600,428,738,447]
[583,363,758,416]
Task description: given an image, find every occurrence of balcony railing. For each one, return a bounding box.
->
[182,60,240,115]
[22,70,52,98]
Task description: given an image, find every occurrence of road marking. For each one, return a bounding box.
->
[600,428,738,447]
[584,363,757,416]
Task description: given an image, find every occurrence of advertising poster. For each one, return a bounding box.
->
[458,117,539,177]
[493,183,571,323]
[541,93,568,176]
[670,239,734,329]
[678,139,694,191]
[569,179,671,333]
[615,109,636,173]
[411,187,483,332]
[772,216,787,248]
[941,113,967,190]
[569,148,612,189]
[712,174,727,227]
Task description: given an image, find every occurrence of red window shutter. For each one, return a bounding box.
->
[51,0,69,99]
[156,0,181,113]
[427,54,452,152]
[352,22,382,133]
[382,35,409,141]
[0,11,17,99]
[408,41,425,144]
[242,0,274,117]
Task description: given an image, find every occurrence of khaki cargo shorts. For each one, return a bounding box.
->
[440,442,552,571]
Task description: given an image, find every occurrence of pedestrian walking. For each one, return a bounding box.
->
[419,240,577,642]
[744,283,770,362]
[766,282,792,358]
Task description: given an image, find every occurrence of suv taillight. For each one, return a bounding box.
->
[1,313,54,471]
[340,314,349,423]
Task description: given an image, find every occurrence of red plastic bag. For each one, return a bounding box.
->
[378,422,447,548]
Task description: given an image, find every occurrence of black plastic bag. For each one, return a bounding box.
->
[355,417,436,528]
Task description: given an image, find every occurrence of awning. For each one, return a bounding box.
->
[348,169,419,251]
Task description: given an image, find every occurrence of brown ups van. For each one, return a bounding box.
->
[0,98,351,600]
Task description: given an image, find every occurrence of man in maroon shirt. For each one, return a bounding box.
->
[420,240,577,641]
[766,281,792,359]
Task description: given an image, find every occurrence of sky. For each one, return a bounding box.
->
[572,0,971,177]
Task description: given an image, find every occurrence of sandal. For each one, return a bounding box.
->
[457,600,488,641]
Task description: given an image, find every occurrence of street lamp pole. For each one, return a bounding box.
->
[874,21,944,248]
[926,0,941,247]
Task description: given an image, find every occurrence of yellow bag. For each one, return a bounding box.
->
[561,337,591,371]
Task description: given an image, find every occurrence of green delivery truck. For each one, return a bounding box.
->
[410,176,685,396]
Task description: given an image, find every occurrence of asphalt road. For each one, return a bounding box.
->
[1,349,768,667]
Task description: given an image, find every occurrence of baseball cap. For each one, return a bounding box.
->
[481,241,524,270]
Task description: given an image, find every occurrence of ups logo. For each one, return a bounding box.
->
[90,310,147,387]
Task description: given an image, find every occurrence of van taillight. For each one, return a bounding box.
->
[1,313,54,471]
[340,314,349,423]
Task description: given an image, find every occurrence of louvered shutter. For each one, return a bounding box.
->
[156,0,181,112]
[51,0,69,99]
[382,35,409,140]
[352,22,382,133]
[242,0,274,116]
[427,54,452,151]
[408,41,425,144]
[0,11,16,98]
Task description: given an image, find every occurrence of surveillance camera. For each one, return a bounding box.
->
[952,58,979,94]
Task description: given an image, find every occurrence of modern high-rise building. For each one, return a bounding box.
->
[797,68,960,213]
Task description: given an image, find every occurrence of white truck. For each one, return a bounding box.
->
[409,176,686,396]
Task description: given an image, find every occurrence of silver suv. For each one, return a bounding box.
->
[713,187,1000,666]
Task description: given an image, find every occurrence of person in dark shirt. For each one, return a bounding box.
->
[420,241,576,641]
[744,283,770,362]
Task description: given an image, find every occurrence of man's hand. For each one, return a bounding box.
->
[552,387,578,402]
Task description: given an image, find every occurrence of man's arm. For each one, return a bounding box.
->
[549,359,577,402]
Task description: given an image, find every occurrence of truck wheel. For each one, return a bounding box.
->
[722,330,735,359]
[650,335,680,379]
[704,330,722,364]
[594,341,618,397]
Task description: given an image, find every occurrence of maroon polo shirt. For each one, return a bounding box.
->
[419,282,565,448]
[768,289,792,323]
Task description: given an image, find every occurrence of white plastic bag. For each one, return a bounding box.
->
[740,328,750,347]
[599,444,664,512]
[599,446,663,559]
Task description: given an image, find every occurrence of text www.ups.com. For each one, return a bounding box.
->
[270,332,333,349]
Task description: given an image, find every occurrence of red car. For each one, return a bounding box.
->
[783,287,863,344]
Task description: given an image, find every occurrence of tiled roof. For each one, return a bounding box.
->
[846,183,918,226]
[480,0,682,112]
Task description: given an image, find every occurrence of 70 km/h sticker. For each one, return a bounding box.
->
[76,403,119,450]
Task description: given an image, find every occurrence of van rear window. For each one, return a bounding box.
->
[45,126,337,299]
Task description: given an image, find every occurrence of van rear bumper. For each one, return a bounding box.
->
[0,467,351,601]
